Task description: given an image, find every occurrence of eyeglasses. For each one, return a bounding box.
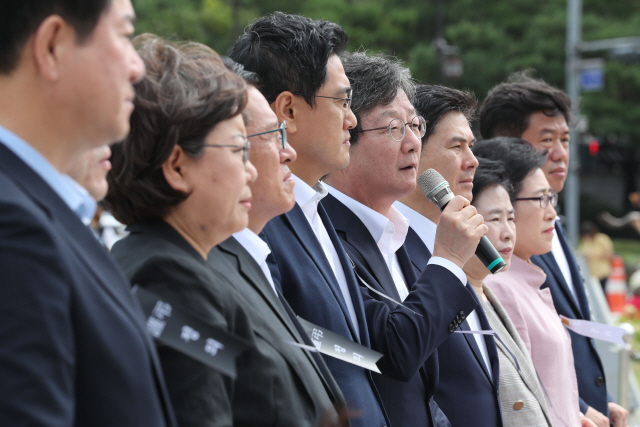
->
[203,138,251,164]
[294,89,353,114]
[247,120,288,149]
[515,192,558,209]
[355,116,427,142]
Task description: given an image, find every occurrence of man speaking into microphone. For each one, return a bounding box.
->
[321,53,490,427]
[394,85,503,426]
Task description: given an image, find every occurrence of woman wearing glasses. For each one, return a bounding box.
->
[103,34,320,427]
[474,138,595,427]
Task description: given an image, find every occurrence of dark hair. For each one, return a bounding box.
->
[0,0,111,74]
[471,157,513,205]
[479,71,571,139]
[472,137,546,200]
[413,85,477,145]
[229,12,348,105]
[222,56,261,87]
[104,34,247,224]
[340,51,415,145]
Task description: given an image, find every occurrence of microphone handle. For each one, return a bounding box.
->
[438,201,506,275]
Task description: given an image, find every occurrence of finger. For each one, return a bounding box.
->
[443,195,470,212]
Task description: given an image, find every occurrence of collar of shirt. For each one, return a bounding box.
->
[292,174,328,222]
[232,228,278,295]
[326,184,409,256]
[393,201,437,254]
[0,125,88,216]
[62,175,98,225]
[233,228,271,267]
[551,217,577,299]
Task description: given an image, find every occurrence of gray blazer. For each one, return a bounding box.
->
[483,285,554,427]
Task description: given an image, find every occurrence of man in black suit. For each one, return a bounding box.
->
[394,85,502,426]
[321,53,488,427]
[479,73,628,427]
[212,62,347,425]
[0,0,176,426]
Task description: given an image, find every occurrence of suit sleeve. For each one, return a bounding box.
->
[129,255,245,427]
[0,202,76,426]
[355,254,477,381]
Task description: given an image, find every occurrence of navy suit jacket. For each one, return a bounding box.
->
[404,225,503,427]
[261,202,388,427]
[321,194,478,427]
[532,221,610,416]
[0,143,176,426]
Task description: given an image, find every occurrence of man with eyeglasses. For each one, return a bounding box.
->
[320,53,488,427]
[204,60,347,426]
[393,85,502,426]
[230,13,392,427]
[479,74,628,427]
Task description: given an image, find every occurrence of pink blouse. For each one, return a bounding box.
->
[485,255,581,427]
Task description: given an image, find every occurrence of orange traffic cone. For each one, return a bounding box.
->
[606,255,627,313]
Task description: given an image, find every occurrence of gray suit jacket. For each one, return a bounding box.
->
[214,236,346,411]
[483,285,553,427]
[113,220,338,427]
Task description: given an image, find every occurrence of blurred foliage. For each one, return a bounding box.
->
[133,0,640,145]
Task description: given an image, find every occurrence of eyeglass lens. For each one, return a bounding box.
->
[388,116,427,142]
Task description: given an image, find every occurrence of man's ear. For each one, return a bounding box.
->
[162,145,192,194]
[32,15,75,82]
[272,91,304,135]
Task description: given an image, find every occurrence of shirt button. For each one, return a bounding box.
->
[595,376,605,387]
[449,324,455,333]
[513,400,524,410]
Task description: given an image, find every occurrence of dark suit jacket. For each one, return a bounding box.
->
[403,224,503,427]
[112,220,340,427]
[0,144,175,427]
[321,194,478,427]
[532,221,610,416]
[261,203,389,427]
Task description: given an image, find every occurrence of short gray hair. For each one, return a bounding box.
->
[340,51,415,145]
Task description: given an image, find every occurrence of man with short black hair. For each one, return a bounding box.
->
[321,53,486,427]
[0,0,176,426]
[395,85,503,427]
[479,73,628,427]
[231,14,386,427]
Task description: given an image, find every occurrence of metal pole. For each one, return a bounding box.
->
[618,323,635,409]
[565,0,582,246]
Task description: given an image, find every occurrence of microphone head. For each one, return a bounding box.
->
[418,169,454,210]
[418,169,447,199]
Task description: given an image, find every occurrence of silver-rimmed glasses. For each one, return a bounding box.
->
[247,120,287,149]
[355,116,427,142]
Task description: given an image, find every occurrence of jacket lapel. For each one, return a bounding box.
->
[215,237,343,405]
[555,222,590,319]
[282,204,363,343]
[534,251,585,318]
[322,194,403,302]
[405,226,431,276]
[460,284,496,386]
[484,286,553,424]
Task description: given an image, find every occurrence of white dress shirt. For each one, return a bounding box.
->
[551,217,578,302]
[394,201,492,378]
[233,228,278,296]
[326,184,411,301]
[292,175,360,339]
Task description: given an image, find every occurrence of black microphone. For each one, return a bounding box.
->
[417,168,506,274]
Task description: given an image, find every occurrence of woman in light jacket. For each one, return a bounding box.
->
[464,156,553,427]
[475,138,596,427]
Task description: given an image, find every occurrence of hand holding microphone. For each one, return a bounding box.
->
[418,169,506,274]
